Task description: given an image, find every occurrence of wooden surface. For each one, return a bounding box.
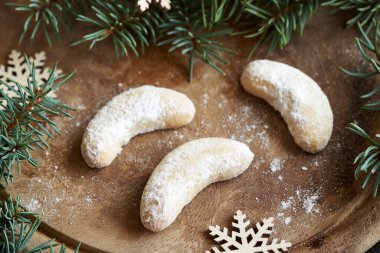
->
[2,4,380,253]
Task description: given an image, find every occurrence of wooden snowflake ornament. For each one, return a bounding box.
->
[0,50,61,99]
[206,210,292,253]
[138,0,171,11]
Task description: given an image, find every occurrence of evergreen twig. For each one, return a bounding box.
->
[238,0,320,58]
[158,0,237,82]
[73,0,166,59]
[342,19,380,197]
[0,56,75,184]
[0,54,78,250]
[347,124,380,197]
[323,0,380,33]
[10,0,321,81]
[0,192,81,252]
[8,0,91,46]
[341,19,380,110]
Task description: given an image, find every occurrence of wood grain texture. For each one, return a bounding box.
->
[1,4,380,253]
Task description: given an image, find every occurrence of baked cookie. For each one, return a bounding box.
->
[241,60,333,153]
[140,138,254,232]
[81,85,195,168]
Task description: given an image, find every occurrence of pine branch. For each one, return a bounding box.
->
[8,0,91,46]
[342,19,380,197]
[200,0,242,29]
[347,124,380,197]
[323,0,380,33]
[0,192,81,252]
[10,1,320,81]
[158,0,237,82]
[8,0,63,46]
[340,19,380,111]
[237,0,320,58]
[73,0,166,59]
[0,56,75,184]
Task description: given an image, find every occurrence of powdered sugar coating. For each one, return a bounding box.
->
[81,85,195,168]
[241,60,333,153]
[140,138,254,232]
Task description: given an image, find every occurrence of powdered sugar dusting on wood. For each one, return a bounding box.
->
[270,158,284,172]
[276,188,321,226]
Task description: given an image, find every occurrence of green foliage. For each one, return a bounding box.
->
[347,124,380,197]
[0,52,77,251]
[8,0,91,46]
[9,0,322,81]
[0,193,81,252]
[158,0,238,82]
[13,0,380,81]
[342,19,380,197]
[341,19,380,110]
[323,0,380,32]
[238,0,320,58]
[0,56,75,184]
[74,0,166,59]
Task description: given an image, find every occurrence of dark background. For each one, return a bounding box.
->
[368,243,380,253]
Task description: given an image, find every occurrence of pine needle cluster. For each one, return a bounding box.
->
[323,0,380,32]
[342,19,380,197]
[9,0,321,82]
[9,1,380,81]
[73,0,166,59]
[0,191,80,252]
[238,0,320,58]
[0,55,77,250]
[8,0,92,46]
[0,57,75,184]
[157,0,238,81]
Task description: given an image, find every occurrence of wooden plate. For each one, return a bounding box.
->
[2,4,380,253]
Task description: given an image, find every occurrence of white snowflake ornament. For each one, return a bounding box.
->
[206,210,292,253]
[138,0,171,12]
[0,50,61,99]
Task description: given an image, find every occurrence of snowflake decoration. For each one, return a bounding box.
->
[0,50,61,100]
[206,210,292,253]
[137,0,171,12]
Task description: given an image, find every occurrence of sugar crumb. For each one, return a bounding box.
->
[302,192,320,214]
[270,158,284,172]
[84,196,93,204]
[281,197,294,209]
[26,198,41,211]
[284,217,292,225]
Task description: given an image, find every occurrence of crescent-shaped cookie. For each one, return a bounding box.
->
[81,85,195,168]
[241,60,333,153]
[140,138,254,232]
